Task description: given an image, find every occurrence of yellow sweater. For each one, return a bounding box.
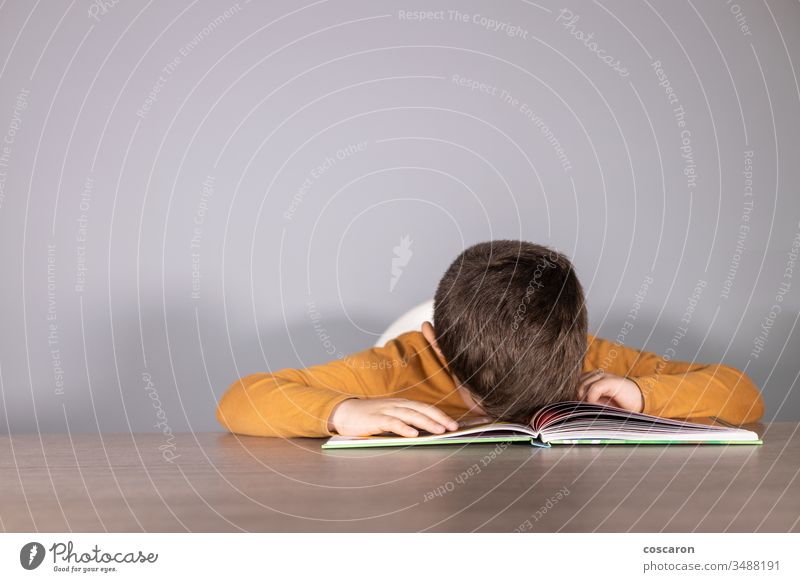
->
[216,331,764,437]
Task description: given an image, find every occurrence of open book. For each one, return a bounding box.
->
[321,401,761,449]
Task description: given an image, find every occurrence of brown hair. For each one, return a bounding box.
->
[433,240,587,422]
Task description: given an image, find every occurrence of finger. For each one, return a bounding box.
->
[394,401,460,431]
[379,416,419,437]
[577,371,604,399]
[579,369,602,382]
[579,369,603,388]
[387,407,447,434]
[584,382,614,405]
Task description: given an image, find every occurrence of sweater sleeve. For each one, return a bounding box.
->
[585,334,764,424]
[216,333,417,437]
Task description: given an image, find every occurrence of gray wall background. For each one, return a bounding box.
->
[0,0,798,434]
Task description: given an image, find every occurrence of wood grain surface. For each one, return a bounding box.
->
[0,423,797,532]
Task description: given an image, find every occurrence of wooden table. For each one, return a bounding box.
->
[1,423,798,532]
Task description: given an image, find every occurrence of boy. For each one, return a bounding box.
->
[216,240,764,438]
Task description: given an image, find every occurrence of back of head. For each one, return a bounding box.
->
[433,240,588,423]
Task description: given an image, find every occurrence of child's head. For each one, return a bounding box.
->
[426,240,587,422]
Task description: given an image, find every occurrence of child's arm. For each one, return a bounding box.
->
[585,334,764,424]
[216,370,354,438]
[216,332,456,437]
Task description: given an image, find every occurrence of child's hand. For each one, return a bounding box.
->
[577,370,644,412]
[328,398,460,437]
